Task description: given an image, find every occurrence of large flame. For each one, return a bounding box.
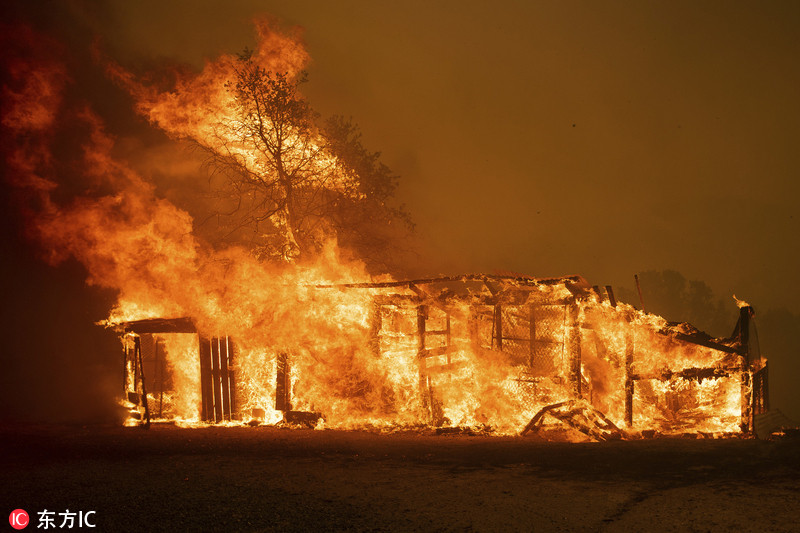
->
[2,21,756,438]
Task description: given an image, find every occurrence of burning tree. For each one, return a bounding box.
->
[209,55,411,264]
[208,57,322,261]
[109,28,411,269]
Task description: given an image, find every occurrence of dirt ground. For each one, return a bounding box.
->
[2,424,798,532]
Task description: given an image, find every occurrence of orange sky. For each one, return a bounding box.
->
[68,0,800,314]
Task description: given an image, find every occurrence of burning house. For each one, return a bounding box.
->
[116,274,767,439]
[0,18,772,441]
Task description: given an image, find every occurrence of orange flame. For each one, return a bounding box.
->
[2,21,758,439]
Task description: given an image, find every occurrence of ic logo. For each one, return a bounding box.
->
[9,509,29,530]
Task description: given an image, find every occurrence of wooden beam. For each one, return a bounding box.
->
[134,337,150,429]
[416,304,432,421]
[226,337,237,419]
[629,365,740,381]
[445,313,452,365]
[417,305,427,356]
[605,286,617,307]
[373,294,421,305]
[211,337,223,422]
[198,336,212,422]
[218,337,231,420]
[670,332,739,354]
[155,339,164,418]
[494,304,503,350]
[312,273,587,289]
[624,333,633,427]
[122,338,130,395]
[529,303,537,368]
[275,351,291,412]
[567,303,582,399]
[592,285,605,302]
[122,317,196,334]
[738,306,753,433]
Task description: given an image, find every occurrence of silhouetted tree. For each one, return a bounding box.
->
[617,270,736,336]
[756,307,800,420]
[203,51,412,267]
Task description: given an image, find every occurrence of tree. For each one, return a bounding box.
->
[202,51,411,267]
[617,270,736,336]
[321,115,414,271]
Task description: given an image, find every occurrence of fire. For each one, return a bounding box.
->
[1,21,766,440]
[116,275,760,438]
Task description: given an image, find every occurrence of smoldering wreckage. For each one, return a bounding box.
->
[115,273,777,441]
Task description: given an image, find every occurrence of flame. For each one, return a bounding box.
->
[733,295,750,308]
[1,20,758,439]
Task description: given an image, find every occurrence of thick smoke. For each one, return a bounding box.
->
[0,17,380,425]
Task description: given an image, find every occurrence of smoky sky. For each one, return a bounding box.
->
[55,0,799,314]
[2,0,800,422]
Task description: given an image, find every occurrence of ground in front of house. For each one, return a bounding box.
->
[2,424,798,532]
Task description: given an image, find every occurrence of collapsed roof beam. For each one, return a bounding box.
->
[313,274,587,290]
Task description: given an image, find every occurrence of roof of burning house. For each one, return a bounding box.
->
[315,273,591,306]
[114,273,742,357]
[118,317,196,334]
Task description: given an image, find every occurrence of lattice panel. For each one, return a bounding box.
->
[530,304,567,376]
[500,306,530,365]
[753,364,769,415]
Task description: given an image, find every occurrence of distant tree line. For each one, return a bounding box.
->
[616,269,737,337]
[617,269,800,421]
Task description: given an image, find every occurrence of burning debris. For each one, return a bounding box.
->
[1,20,769,440]
[115,275,767,439]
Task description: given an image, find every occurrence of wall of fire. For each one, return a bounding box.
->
[119,278,768,435]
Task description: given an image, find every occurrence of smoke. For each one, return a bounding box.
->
[0,22,123,424]
[0,14,376,424]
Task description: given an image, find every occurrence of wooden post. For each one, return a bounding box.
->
[198,336,212,422]
[123,339,127,394]
[567,302,582,398]
[123,338,130,395]
[417,304,430,420]
[417,305,427,354]
[605,286,617,308]
[624,333,634,427]
[211,337,223,422]
[468,304,480,349]
[494,304,503,350]
[218,337,231,420]
[155,339,164,418]
[132,336,139,395]
[592,285,605,303]
[276,351,291,412]
[134,337,150,429]
[739,306,753,433]
[226,337,237,420]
